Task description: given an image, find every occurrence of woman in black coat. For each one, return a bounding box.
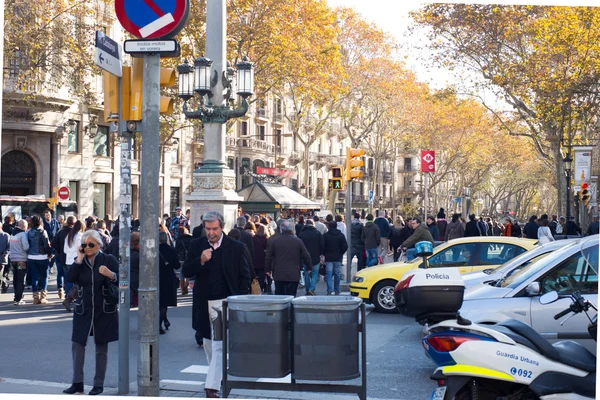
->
[159,232,179,334]
[63,230,119,396]
[464,214,481,237]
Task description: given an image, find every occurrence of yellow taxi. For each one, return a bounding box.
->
[350,236,538,313]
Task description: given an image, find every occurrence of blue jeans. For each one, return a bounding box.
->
[303,263,320,292]
[28,259,49,292]
[55,259,65,290]
[406,248,417,261]
[325,261,342,294]
[366,248,378,267]
[64,264,74,293]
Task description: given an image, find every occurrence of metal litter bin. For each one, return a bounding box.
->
[226,295,293,378]
[292,296,362,380]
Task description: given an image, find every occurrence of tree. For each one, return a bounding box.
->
[412,5,600,217]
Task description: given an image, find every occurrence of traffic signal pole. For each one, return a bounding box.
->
[138,54,161,396]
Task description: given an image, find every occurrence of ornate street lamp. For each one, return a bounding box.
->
[176,59,194,102]
[563,152,573,220]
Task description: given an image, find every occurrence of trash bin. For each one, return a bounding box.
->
[226,295,293,378]
[292,296,362,380]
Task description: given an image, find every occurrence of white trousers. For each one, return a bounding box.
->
[203,299,224,391]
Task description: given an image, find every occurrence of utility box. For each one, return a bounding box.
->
[292,296,362,380]
[226,295,293,378]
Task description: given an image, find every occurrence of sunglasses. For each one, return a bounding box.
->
[81,243,97,249]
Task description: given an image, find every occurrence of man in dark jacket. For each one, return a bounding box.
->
[298,220,324,295]
[565,217,582,236]
[361,214,381,267]
[50,216,74,299]
[265,220,312,297]
[183,211,251,399]
[374,212,391,262]
[477,217,488,236]
[402,218,435,261]
[511,220,523,237]
[523,216,539,240]
[586,216,599,236]
[549,215,559,236]
[464,214,481,237]
[350,213,365,271]
[236,216,255,262]
[323,221,348,295]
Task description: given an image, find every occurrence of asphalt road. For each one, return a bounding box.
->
[0,273,437,399]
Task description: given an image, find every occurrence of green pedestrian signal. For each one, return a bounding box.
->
[333,180,342,190]
[331,166,344,190]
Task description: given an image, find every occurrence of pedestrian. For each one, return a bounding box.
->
[512,219,523,237]
[159,232,179,334]
[436,209,447,241]
[477,216,488,236]
[349,213,365,270]
[244,221,257,236]
[493,221,503,236]
[446,213,465,241]
[426,216,440,243]
[402,218,435,261]
[95,220,112,251]
[130,233,140,307]
[236,216,255,262]
[265,220,311,296]
[27,215,52,304]
[503,219,513,237]
[9,220,28,305]
[313,215,328,234]
[295,215,305,236]
[227,228,257,290]
[51,216,75,299]
[252,224,270,294]
[193,215,205,238]
[565,217,582,236]
[163,213,172,229]
[556,217,565,234]
[464,214,481,237]
[298,219,325,295]
[43,209,59,275]
[176,227,193,295]
[0,225,9,294]
[3,214,15,236]
[169,206,188,243]
[537,219,555,244]
[62,220,85,311]
[323,221,348,295]
[586,216,599,236]
[486,218,493,236]
[389,218,404,262]
[523,216,539,240]
[182,211,251,399]
[107,223,119,259]
[267,216,278,234]
[361,214,381,267]
[159,222,174,247]
[335,214,347,242]
[374,212,391,263]
[62,230,119,396]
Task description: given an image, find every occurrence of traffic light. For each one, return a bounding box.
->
[581,182,590,205]
[346,148,365,181]
[331,166,344,190]
[129,58,176,121]
[103,66,131,123]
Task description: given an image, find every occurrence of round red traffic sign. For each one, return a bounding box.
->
[115,0,189,39]
[57,186,70,201]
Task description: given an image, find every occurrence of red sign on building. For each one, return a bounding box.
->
[256,166,295,178]
[421,150,436,173]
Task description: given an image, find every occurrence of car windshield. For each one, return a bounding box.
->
[501,241,580,289]
[490,247,545,274]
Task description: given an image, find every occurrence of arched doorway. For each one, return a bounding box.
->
[1,150,36,195]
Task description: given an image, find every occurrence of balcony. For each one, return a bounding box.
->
[256,108,269,119]
[238,137,275,153]
[398,185,419,193]
[383,172,392,181]
[273,112,284,123]
[289,151,302,164]
[401,165,415,172]
[226,136,238,148]
[309,152,319,164]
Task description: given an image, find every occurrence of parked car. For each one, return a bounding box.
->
[457,235,598,353]
[462,239,578,288]
[350,237,538,313]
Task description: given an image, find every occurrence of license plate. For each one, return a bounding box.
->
[431,387,447,400]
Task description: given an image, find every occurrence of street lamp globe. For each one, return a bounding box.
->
[236,56,254,98]
[177,59,195,101]
[88,119,98,138]
[563,153,573,172]
[193,56,213,96]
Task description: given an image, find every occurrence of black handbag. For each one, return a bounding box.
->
[103,280,119,305]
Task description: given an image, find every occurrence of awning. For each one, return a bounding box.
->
[238,182,321,212]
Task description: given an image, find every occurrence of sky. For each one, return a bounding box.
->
[326,0,600,95]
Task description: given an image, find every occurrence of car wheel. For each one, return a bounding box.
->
[370,280,398,314]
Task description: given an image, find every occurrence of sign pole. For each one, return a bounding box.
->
[117,75,132,395]
[345,180,352,282]
[138,54,161,397]
[424,173,429,222]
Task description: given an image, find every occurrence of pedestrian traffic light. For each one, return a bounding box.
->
[346,148,365,181]
[331,166,344,190]
[129,59,177,121]
[103,66,131,123]
[581,182,590,205]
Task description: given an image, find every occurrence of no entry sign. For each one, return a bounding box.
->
[115,0,190,39]
[421,150,436,173]
[57,186,70,201]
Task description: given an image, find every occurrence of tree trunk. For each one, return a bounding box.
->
[551,142,566,217]
[303,144,310,198]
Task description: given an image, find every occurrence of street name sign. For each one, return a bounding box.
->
[124,39,180,57]
[115,0,190,39]
[94,31,122,77]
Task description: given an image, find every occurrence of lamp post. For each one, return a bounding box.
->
[564,152,573,220]
[177,0,255,230]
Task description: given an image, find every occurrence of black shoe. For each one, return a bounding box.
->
[89,386,103,395]
[63,382,84,394]
[164,319,170,330]
[160,328,166,334]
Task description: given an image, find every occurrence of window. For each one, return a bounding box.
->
[318,139,322,153]
[93,126,110,157]
[170,187,180,216]
[67,120,80,153]
[241,158,251,188]
[539,249,598,295]
[478,243,527,266]
[93,183,107,218]
[256,124,266,141]
[68,181,79,203]
[404,157,412,172]
[240,121,248,137]
[276,129,282,147]
[227,157,234,170]
[428,243,478,268]
[168,140,179,164]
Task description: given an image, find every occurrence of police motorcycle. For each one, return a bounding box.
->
[394,267,597,400]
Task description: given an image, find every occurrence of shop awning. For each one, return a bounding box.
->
[238,182,321,211]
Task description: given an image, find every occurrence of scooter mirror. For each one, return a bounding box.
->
[540,291,559,305]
